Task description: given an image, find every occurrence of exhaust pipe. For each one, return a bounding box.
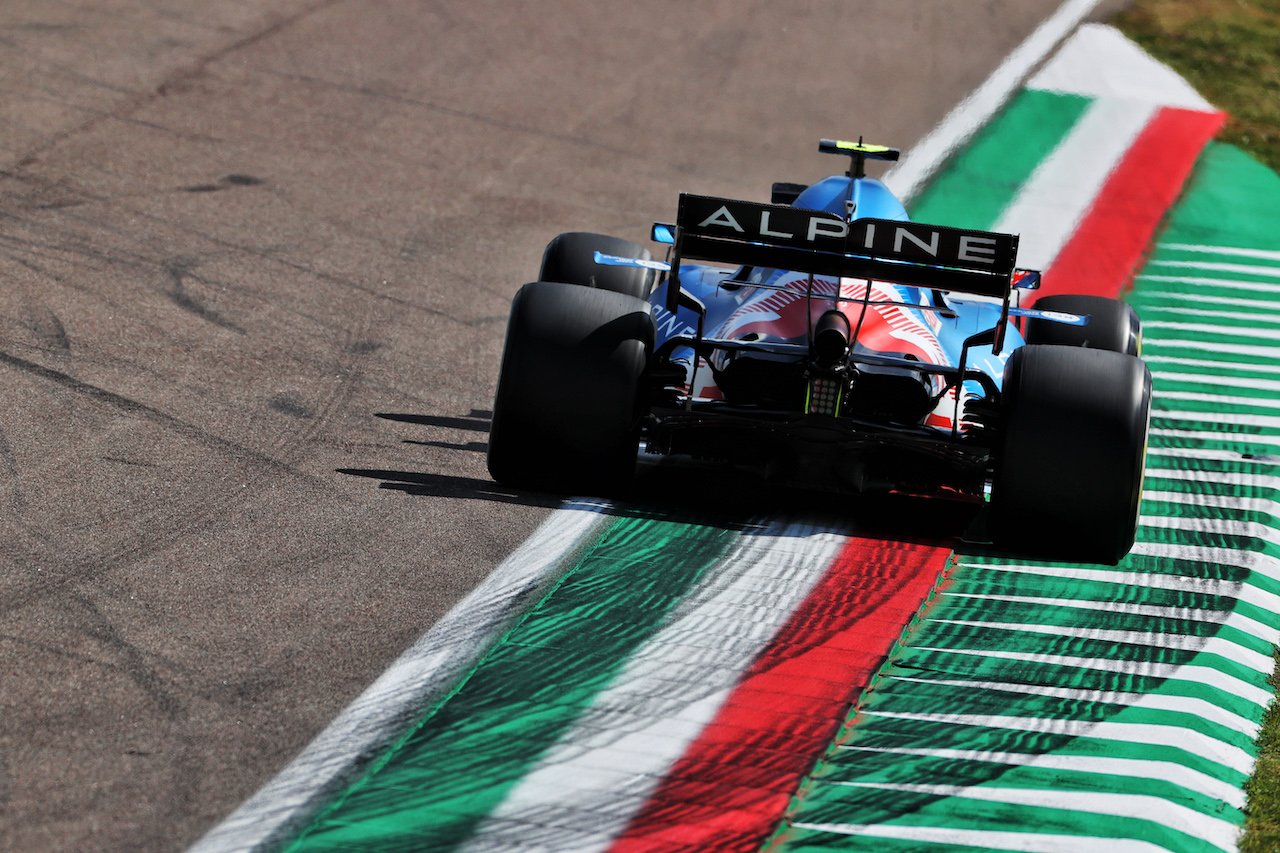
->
[814,309,851,368]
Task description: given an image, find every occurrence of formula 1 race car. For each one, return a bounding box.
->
[488,139,1152,563]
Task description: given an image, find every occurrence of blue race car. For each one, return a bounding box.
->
[488,139,1151,563]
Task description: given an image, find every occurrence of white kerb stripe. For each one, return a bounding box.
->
[994,97,1156,270]
[790,823,1172,853]
[1141,290,1280,312]
[1146,319,1280,341]
[1140,515,1280,551]
[943,591,1278,640]
[881,0,1105,201]
[1151,428,1280,450]
[1141,304,1280,325]
[459,519,850,853]
[1148,446,1279,464]
[1025,23,1216,110]
[1153,367,1280,390]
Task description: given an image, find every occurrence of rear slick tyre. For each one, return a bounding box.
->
[487,281,653,495]
[989,345,1152,564]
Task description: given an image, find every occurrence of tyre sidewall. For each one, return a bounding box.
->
[990,345,1152,562]
[1025,294,1141,356]
[488,281,653,492]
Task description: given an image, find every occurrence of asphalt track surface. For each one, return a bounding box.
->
[0,2,1128,851]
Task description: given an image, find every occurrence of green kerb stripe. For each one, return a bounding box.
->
[907,89,1091,229]
[785,797,1226,853]
[284,513,736,853]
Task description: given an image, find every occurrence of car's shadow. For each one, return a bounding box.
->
[343,408,986,548]
[339,467,564,508]
[340,409,564,507]
[630,460,984,546]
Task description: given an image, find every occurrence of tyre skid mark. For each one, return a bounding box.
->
[0,350,317,481]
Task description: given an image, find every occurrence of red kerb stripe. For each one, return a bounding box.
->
[607,538,951,852]
[1035,106,1225,302]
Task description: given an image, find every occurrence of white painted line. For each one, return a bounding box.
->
[1151,428,1280,449]
[888,676,1258,738]
[1142,490,1279,512]
[789,823,1171,853]
[1146,319,1280,341]
[1163,243,1280,263]
[824,782,1239,852]
[994,97,1156,270]
[1133,542,1280,589]
[1140,290,1280,312]
[1154,366,1280,388]
[881,0,1105,202]
[839,745,1245,809]
[1152,356,1280,379]
[1148,259,1280,279]
[1141,304,1280,325]
[914,645,1272,709]
[1156,390,1280,411]
[1148,445,1275,464]
[187,502,612,853]
[941,592,1278,651]
[1140,514,1280,553]
[859,711,1256,776]
[960,560,1280,614]
[929,619,1272,675]
[1026,24,1216,110]
[1137,274,1280,295]
[1147,334,1280,354]
[1148,355,1280,378]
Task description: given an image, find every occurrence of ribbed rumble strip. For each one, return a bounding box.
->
[787,824,1177,853]
[884,676,1258,737]
[816,782,1239,852]
[773,119,1265,853]
[835,746,1246,809]
[911,646,1271,708]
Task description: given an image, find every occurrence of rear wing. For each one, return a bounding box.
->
[667,194,1019,316]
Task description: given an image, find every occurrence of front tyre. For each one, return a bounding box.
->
[1024,294,1141,355]
[488,281,654,494]
[540,232,656,300]
[989,345,1152,564]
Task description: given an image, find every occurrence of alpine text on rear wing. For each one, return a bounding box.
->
[667,194,1020,314]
